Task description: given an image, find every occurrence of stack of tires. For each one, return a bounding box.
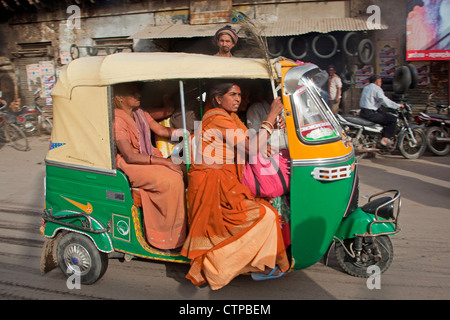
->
[268,31,375,66]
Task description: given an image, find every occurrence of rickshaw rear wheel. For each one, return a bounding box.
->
[56,232,109,285]
[335,235,393,278]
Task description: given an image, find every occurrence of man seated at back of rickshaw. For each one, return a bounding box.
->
[112,82,187,251]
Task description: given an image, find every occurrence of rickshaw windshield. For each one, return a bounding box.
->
[291,77,341,144]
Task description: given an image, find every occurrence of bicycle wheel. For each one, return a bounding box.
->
[4,122,29,151]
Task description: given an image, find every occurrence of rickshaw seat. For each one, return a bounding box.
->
[361,196,394,220]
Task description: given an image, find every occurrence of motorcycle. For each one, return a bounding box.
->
[0,102,38,136]
[414,104,450,156]
[0,89,52,136]
[337,103,426,159]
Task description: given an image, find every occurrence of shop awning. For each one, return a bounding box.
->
[131,17,388,39]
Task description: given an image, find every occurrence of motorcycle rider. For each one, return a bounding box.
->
[359,75,404,147]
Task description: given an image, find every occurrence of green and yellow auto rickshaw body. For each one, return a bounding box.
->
[40,53,400,283]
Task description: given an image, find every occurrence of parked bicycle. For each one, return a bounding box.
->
[0,110,29,151]
[28,89,53,135]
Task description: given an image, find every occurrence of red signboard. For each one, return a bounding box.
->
[407,50,450,61]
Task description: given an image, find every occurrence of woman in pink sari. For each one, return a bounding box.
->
[113,82,187,250]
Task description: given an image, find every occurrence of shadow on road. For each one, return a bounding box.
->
[358,154,450,210]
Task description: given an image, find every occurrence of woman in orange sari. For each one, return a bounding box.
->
[113,82,187,250]
[181,82,289,290]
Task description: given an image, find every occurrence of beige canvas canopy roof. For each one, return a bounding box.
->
[48,52,275,172]
[53,52,273,99]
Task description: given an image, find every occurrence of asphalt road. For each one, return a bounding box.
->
[0,136,449,302]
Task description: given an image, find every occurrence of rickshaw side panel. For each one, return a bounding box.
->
[44,165,132,251]
[47,86,113,172]
[44,164,189,263]
[289,159,356,270]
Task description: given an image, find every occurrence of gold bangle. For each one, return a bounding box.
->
[262,120,274,129]
[260,124,272,135]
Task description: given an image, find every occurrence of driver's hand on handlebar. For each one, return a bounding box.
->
[399,103,405,108]
[266,97,284,126]
[275,116,286,130]
[269,97,283,117]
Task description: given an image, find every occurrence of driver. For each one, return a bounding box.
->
[359,75,404,147]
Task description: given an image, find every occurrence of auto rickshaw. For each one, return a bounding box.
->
[40,52,401,284]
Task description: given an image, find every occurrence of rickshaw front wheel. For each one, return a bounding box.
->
[335,235,393,278]
[56,232,109,285]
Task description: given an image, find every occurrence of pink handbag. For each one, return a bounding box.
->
[242,149,290,198]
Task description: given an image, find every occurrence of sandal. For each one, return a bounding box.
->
[251,266,285,281]
[380,139,393,147]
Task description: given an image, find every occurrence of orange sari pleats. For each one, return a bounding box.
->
[181,109,289,289]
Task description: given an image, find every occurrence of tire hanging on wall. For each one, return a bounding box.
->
[267,38,284,57]
[393,66,412,94]
[406,64,418,89]
[287,36,309,59]
[342,32,360,57]
[70,44,80,60]
[86,46,99,56]
[312,34,338,59]
[357,39,375,65]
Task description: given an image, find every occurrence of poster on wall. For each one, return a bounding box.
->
[406,0,450,61]
[25,64,40,91]
[411,61,431,85]
[39,61,55,106]
[355,65,374,88]
[378,40,399,78]
[26,61,56,106]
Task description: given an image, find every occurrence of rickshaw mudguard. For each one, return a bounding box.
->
[333,207,397,240]
[41,209,114,253]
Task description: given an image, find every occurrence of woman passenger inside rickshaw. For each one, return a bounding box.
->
[113,82,187,251]
[181,82,290,290]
